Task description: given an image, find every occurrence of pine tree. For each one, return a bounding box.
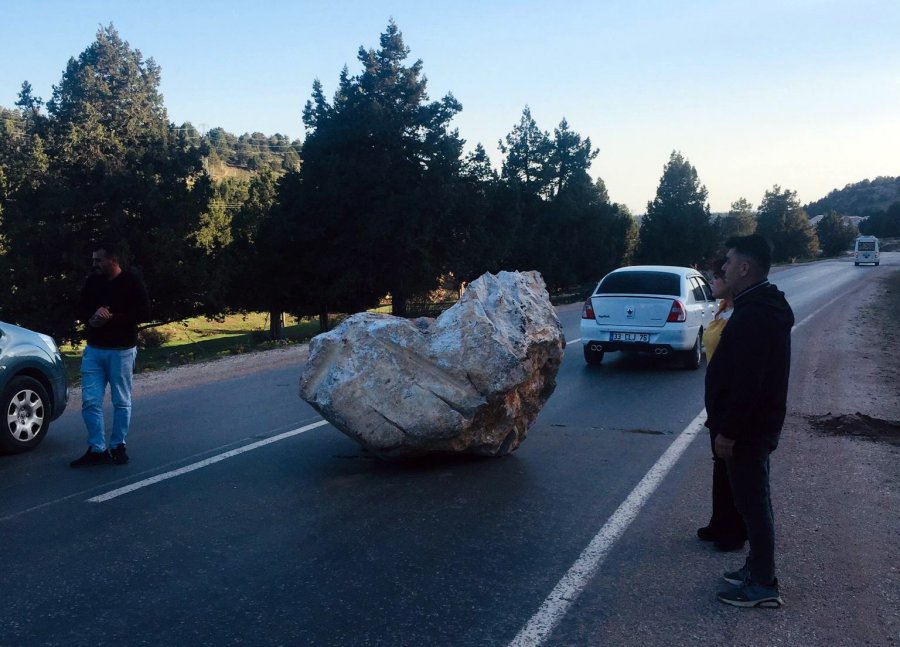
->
[635,151,717,266]
[0,25,213,338]
[756,185,819,261]
[287,20,465,318]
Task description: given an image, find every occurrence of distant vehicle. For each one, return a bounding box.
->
[854,236,880,266]
[1,322,69,453]
[579,266,715,370]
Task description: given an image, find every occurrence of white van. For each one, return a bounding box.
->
[854,236,880,266]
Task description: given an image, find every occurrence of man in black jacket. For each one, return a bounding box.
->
[71,242,150,467]
[705,234,793,608]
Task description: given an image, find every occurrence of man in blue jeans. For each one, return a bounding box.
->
[71,242,150,467]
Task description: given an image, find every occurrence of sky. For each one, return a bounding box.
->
[1,0,898,214]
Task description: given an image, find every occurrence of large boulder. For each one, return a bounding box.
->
[299,270,565,458]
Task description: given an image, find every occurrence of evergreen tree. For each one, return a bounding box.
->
[445,145,519,286]
[0,25,215,339]
[720,197,757,241]
[550,118,598,198]
[756,185,819,261]
[816,210,857,257]
[289,20,464,318]
[499,107,554,199]
[635,151,717,266]
[859,201,900,237]
[226,169,297,338]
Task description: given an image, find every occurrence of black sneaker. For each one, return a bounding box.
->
[723,564,751,586]
[70,448,111,467]
[717,578,783,608]
[110,444,129,465]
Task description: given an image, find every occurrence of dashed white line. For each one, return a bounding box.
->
[88,419,329,503]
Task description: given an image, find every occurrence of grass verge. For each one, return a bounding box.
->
[61,313,325,387]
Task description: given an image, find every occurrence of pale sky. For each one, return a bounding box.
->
[2,0,898,214]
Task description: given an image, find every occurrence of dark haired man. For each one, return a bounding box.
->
[71,243,150,467]
[705,234,793,607]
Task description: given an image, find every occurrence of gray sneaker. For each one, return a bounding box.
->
[717,578,783,608]
[723,564,750,586]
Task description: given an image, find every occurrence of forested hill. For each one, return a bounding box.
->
[176,123,303,176]
[804,176,900,217]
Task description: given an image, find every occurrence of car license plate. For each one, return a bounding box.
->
[610,332,649,342]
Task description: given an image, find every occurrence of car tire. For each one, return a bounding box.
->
[682,332,702,370]
[583,344,604,366]
[1,376,51,454]
[855,262,859,266]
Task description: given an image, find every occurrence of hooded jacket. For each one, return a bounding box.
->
[704,280,794,452]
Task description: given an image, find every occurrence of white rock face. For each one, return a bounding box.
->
[299,271,565,458]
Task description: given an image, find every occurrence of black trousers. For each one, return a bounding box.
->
[726,448,776,585]
[708,432,746,540]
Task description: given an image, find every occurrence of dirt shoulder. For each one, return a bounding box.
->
[767,263,900,645]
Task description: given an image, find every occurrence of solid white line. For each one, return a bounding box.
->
[792,291,845,331]
[87,420,329,503]
[509,409,708,647]
[568,337,581,344]
[511,282,837,645]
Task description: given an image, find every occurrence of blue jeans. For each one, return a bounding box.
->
[81,345,137,451]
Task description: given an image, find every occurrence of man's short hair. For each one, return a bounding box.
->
[725,234,773,275]
[93,241,120,261]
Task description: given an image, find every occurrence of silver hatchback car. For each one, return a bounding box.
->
[1,321,69,453]
[579,265,715,369]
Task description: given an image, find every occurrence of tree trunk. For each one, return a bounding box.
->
[269,311,284,340]
[318,308,329,333]
[391,290,407,318]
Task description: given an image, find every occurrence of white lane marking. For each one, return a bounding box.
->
[792,291,846,331]
[509,410,708,647]
[568,337,581,344]
[88,420,329,503]
[512,283,836,645]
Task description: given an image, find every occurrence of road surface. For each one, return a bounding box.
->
[2,255,897,646]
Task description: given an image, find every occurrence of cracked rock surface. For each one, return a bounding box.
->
[299,270,565,458]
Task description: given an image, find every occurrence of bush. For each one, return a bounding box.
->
[137,327,172,349]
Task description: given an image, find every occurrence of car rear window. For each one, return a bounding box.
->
[857,241,875,251]
[596,271,681,296]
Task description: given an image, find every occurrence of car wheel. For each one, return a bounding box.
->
[2,376,51,454]
[854,262,859,266]
[682,332,702,370]
[583,344,604,366]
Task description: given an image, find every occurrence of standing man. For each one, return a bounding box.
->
[705,234,794,608]
[71,242,150,467]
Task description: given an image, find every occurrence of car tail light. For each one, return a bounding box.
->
[582,298,596,320]
[667,300,686,322]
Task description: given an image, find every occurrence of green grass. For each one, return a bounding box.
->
[61,313,326,386]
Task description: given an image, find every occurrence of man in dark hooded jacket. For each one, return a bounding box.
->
[705,234,794,608]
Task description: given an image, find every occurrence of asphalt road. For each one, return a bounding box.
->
[1,255,897,646]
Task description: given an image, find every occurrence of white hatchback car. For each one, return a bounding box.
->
[579,265,715,369]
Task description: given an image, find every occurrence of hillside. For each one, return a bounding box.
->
[805,176,900,217]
